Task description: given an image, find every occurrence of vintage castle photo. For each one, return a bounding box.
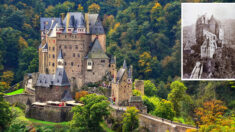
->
[182,3,235,80]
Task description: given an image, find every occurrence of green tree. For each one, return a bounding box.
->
[0,93,12,130]
[122,107,139,132]
[168,81,187,116]
[70,94,110,132]
[77,4,84,12]
[152,99,175,120]
[144,80,157,97]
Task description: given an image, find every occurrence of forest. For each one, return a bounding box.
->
[0,0,234,132]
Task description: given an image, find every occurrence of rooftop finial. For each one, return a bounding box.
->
[58,49,63,59]
[123,60,127,69]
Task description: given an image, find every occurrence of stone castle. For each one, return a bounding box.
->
[195,14,224,58]
[39,12,109,93]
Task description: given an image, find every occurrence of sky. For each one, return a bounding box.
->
[182,3,235,26]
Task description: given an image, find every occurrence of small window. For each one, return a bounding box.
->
[53,54,55,58]
[59,45,61,49]
[65,35,67,38]
[78,65,79,67]
[52,63,55,67]
[71,62,74,66]
[53,47,55,51]
[63,53,66,56]
[73,53,75,57]
[88,62,92,66]
[65,62,66,65]
[77,53,80,57]
[64,45,67,49]
[75,45,78,49]
[101,60,105,63]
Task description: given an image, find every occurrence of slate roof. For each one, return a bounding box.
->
[40,12,105,34]
[62,12,86,33]
[42,43,48,50]
[116,68,125,82]
[58,49,63,59]
[36,74,54,87]
[61,90,73,101]
[128,66,132,78]
[89,15,105,34]
[129,96,142,103]
[123,60,127,69]
[40,18,60,31]
[53,68,70,86]
[86,38,109,59]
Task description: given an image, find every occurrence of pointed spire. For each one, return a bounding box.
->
[128,65,132,78]
[58,49,63,59]
[123,60,127,69]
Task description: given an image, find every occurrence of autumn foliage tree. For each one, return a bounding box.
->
[75,91,88,102]
[195,100,228,126]
[88,3,100,14]
[122,107,139,132]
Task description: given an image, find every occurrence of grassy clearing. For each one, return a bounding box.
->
[28,118,69,126]
[6,88,24,95]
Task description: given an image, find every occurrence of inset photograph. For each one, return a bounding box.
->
[182,3,235,80]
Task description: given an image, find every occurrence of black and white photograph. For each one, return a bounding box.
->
[182,3,235,80]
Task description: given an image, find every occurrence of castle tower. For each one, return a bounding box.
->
[111,60,133,106]
[41,43,48,74]
[110,56,116,78]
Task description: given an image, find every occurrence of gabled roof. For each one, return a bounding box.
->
[42,43,48,50]
[63,12,86,31]
[116,68,125,82]
[36,74,54,87]
[40,18,60,31]
[58,49,63,59]
[86,38,109,59]
[53,68,70,86]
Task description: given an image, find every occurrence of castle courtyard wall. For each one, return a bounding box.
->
[3,94,35,105]
[26,105,73,122]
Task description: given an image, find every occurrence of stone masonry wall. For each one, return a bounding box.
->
[26,105,73,122]
[84,58,109,83]
[35,86,70,102]
[110,107,196,132]
[4,94,35,105]
[134,80,144,96]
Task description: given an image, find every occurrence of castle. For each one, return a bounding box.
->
[195,15,224,58]
[39,12,109,93]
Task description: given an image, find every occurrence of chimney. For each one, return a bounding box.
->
[60,13,65,20]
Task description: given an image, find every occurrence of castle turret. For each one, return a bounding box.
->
[41,43,48,74]
[110,56,116,78]
[127,65,132,84]
[57,49,64,69]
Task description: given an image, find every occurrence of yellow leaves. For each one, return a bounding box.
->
[75,91,88,102]
[18,36,28,48]
[138,52,153,74]
[108,22,120,36]
[195,100,228,126]
[161,56,172,67]
[151,2,162,13]
[32,14,40,28]
[88,3,100,13]
[77,4,84,12]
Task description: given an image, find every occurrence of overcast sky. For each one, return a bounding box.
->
[182,3,235,26]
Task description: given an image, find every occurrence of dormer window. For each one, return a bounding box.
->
[87,59,92,70]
